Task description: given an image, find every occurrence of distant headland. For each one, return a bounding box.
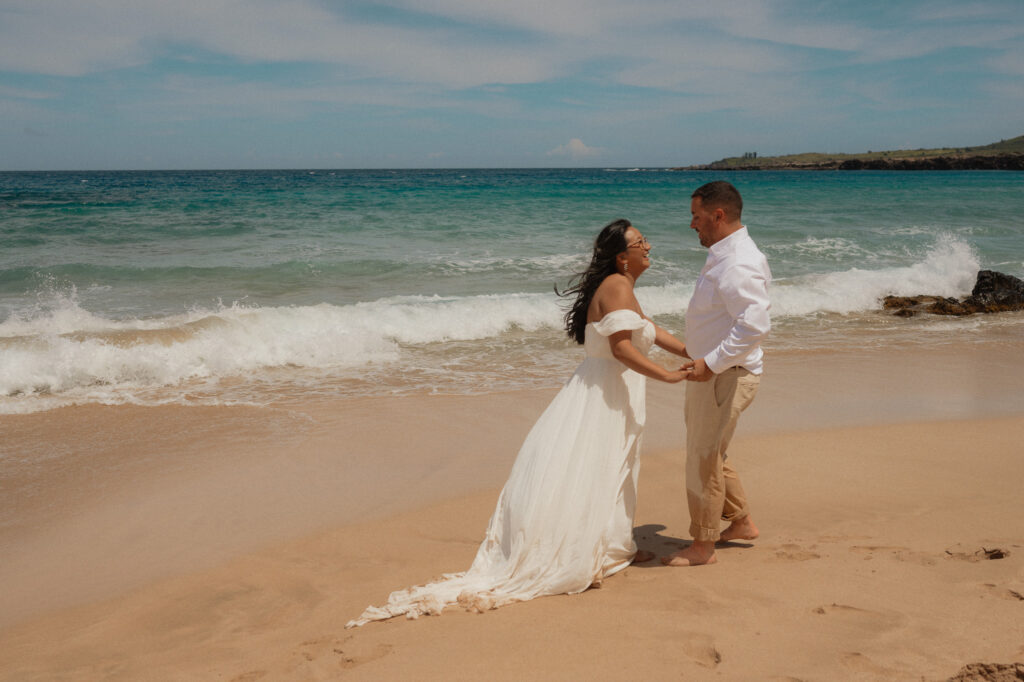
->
[676,134,1024,170]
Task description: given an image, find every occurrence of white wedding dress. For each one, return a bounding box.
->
[347,309,654,627]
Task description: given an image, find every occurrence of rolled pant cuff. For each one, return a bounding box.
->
[722,509,750,523]
[690,525,721,542]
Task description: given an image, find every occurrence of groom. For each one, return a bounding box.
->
[664,181,771,567]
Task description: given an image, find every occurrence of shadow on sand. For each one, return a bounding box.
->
[631,523,755,567]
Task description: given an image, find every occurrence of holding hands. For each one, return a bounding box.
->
[662,365,692,383]
[661,358,716,383]
[685,357,714,382]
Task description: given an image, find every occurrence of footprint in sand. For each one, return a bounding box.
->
[679,632,722,669]
[294,636,345,662]
[812,603,906,635]
[981,583,1024,601]
[771,543,821,562]
[338,641,395,670]
[849,544,937,566]
[805,606,911,679]
[818,534,872,543]
[230,672,267,682]
[840,651,902,676]
[286,636,394,671]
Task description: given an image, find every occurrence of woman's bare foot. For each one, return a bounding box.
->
[719,516,759,542]
[632,549,656,564]
[661,541,716,567]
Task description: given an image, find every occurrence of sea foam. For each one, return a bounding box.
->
[0,291,565,411]
[0,235,987,412]
[770,234,979,316]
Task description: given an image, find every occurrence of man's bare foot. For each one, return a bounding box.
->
[632,549,655,564]
[719,516,759,542]
[661,541,716,567]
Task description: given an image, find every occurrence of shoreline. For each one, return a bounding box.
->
[3,341,1024,624]
[2,340,1023,679]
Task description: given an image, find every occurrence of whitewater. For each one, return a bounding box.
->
[1,168,1021,413]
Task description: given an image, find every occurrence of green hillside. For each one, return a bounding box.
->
[687,134,1024,170]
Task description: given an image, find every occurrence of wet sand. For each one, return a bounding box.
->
[1,342,1023,680]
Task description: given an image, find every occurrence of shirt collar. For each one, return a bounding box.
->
[708,225,748,260]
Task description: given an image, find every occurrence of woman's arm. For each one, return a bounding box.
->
[592,277,690,382]
[652,323,691,359]
[608,330,690,383]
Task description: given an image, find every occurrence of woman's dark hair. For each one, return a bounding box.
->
[557,219,632,344]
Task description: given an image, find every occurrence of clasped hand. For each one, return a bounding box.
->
[684,358,714,382]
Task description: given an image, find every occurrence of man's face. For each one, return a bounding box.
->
[689,196,719,248]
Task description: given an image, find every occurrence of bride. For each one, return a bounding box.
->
[347,219,692,627]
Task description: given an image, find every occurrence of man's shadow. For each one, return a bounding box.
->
[631,523,755,567]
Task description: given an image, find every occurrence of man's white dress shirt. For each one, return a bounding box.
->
[685,226,772,375]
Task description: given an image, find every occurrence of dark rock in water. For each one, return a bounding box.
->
[882,295,963,316]
[969,270,1024,312]
[883,270,1024,317]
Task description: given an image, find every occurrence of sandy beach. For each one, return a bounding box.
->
[2,341,1023,681]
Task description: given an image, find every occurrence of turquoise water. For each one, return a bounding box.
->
[2,169,1022,412]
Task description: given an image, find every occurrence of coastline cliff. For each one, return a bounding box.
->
[677,134,1024,170]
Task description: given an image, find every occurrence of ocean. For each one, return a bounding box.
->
[1,168,1022,414]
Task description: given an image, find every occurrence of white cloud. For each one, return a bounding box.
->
[373,0,690,38]
[912,1,1020,23]
[3,0,1019,98]
[0,0,1020,169]
[132,74,522,124]
[0,0,564,87]
[547,138,601,159]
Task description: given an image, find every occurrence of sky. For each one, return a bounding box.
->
[0,0,1022,170]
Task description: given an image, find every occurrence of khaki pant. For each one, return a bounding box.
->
[684,367,760,542]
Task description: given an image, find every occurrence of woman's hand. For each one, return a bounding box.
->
[661,360,695,383]
[661,367,691,383]
[686,357,715,382]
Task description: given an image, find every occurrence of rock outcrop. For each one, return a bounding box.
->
[946,662,1024,682]
[839,155,1024,171]
[883,270,1024,317]
[676,154,1024,171]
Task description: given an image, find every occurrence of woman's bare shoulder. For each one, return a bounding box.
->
[589,274,637,321]
[594,273,631,295]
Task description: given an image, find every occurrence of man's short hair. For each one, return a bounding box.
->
[692,181,743,221]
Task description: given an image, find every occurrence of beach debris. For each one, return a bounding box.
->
[946,662,1024,681]
[883,270,1024,316]
[944,545,1011,562]
[981,547,1010,560]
